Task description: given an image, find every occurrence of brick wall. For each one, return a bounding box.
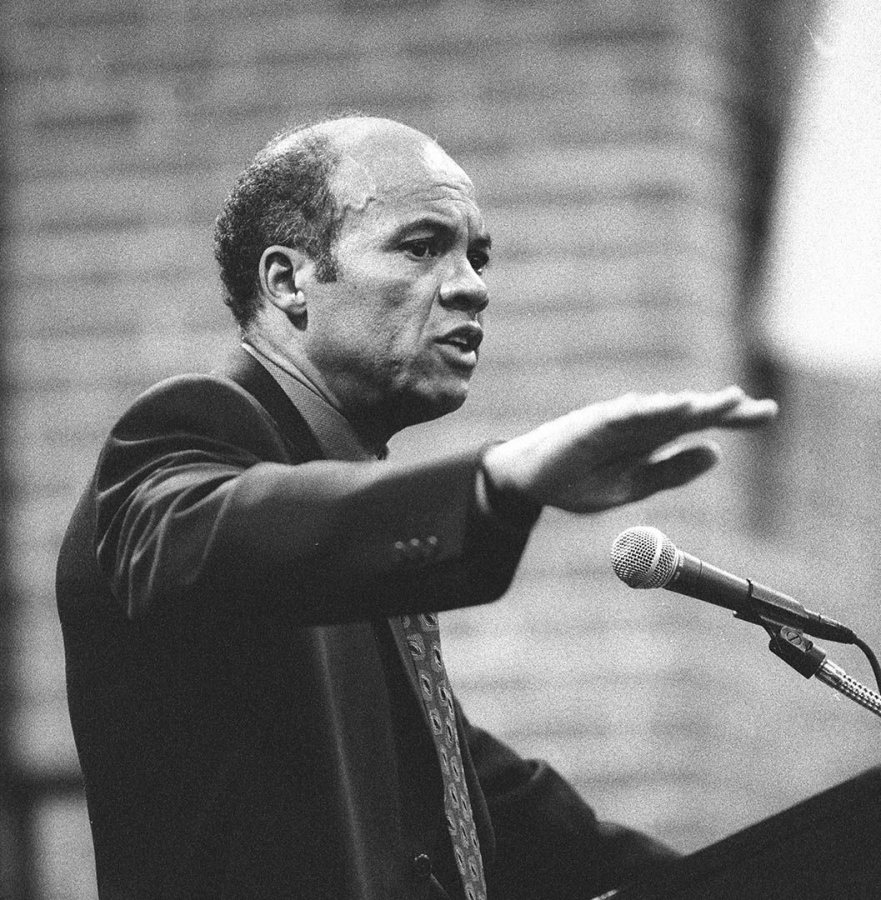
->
[1,1,877,897]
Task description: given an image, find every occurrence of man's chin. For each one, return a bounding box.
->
[399,386,469,427]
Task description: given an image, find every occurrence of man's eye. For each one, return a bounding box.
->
[468,251,490,274]
[403,240,435,259]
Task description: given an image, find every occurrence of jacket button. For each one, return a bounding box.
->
[412,852,432,879]
[394,538,435,565]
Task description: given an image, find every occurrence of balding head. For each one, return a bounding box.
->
[271,116,473,233]
[213,117,471,328]
[271,115,431,154]
[270,116,449,176]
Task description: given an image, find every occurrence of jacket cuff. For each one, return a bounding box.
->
[477,443,543,531]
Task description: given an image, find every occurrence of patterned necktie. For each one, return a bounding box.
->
[400,612,487,900]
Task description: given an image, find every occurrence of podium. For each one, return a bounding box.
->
[610,767,881,899]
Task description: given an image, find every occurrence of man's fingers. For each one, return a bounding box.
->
[637,442,721,497]
[618,386,778,444]
[717,396,779,427]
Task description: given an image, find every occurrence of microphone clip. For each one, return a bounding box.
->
[767,625,827,679]
[765,624,881,720]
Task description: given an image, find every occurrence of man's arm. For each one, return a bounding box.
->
[91,373,531,624]
[93,376,774,625]
[464,719,678,900]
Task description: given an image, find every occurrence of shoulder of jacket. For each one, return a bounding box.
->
[131,371,259,407]
[112,372,291,460]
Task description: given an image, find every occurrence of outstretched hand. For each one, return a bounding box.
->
[482,386,778,514]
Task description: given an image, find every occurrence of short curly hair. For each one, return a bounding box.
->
[213,124,342,329]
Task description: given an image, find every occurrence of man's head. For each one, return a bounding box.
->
[214,116,491,442]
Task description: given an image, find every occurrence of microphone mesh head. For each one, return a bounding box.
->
[611,526,677,589]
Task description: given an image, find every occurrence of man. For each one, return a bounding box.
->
[56,116,776,899]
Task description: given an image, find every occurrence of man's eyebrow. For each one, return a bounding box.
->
[393,216,456,237]
[391,216,492,248]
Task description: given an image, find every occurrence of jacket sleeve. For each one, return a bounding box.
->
[463,718,680,899]
[92,374,535,625]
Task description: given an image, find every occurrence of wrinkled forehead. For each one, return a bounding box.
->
[329,128,479,220]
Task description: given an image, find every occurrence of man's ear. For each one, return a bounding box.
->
[258,245,311,318]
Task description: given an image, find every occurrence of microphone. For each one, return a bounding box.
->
[610,526,856,643]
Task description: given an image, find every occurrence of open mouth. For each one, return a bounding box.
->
[438,325,483,353]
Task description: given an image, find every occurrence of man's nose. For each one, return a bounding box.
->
[439,260,489,313]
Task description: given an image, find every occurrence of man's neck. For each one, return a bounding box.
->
[242,330,393,456]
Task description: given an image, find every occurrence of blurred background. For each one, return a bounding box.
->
[1,0,880,896]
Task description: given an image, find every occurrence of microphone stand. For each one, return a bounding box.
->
[766,624,881,720]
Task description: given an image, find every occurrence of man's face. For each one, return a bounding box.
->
[302,128,491,433]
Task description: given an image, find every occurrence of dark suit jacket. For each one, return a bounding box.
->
[56,349,675,899]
